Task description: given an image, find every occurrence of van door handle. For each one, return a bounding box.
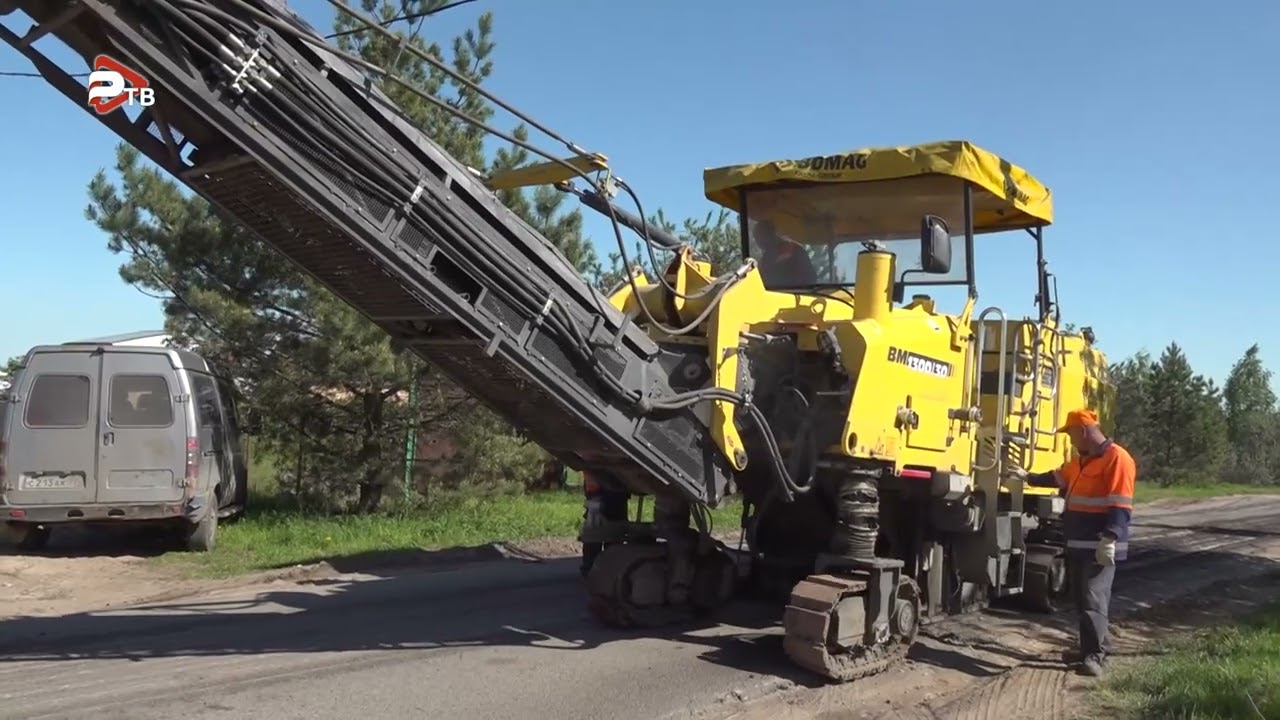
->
[202,450,217,457]
[102,432,114,446]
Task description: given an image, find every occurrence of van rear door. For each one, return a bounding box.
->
[5,350,100,506]
[98,352,186,505]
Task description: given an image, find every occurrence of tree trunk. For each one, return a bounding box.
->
[357,480,384,514]
[353,392,387,514]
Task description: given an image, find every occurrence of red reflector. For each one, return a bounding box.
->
[9,509,25,519]
[900,469,932,479]
[184,437,200,480]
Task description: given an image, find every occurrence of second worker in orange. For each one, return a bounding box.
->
[1007,408,1136,677]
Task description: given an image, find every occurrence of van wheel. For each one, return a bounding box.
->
[224,479,248,524]
[6,523,51,553]
[184,509,218,552]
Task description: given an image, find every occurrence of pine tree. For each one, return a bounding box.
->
[1144,343,1229,486]
[1222,344,1280,483]
[1108,351,1156,467]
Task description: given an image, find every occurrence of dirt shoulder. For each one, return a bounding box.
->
[0,528,756,620]
[0,535,579,620]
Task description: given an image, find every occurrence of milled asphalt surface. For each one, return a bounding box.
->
[2,494,1279,720]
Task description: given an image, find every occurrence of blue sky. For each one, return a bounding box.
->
[2,1,1278,389]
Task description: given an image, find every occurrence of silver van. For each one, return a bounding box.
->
[0,340,249,552]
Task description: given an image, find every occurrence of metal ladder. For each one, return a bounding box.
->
[972,309,1046,472]
[1010,323,1063,469]
[971,307,1008,473]
[971,308,1028,597]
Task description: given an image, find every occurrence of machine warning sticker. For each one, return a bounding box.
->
[887,347,954,378]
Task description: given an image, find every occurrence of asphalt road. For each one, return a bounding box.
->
[2,494,1279,720]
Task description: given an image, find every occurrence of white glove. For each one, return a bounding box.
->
[582,498,605,530]
[1004,466,1029,482]
[1096,536,1116,566]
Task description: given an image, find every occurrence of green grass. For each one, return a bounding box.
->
[1135,482,1280,504]
[159,487,744,578]
[1094,603,1280,719]
[152,444,744,577]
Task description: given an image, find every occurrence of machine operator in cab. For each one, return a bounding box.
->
[1007,409,1136,678]
[752,220,818,288]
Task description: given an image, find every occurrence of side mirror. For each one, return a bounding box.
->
[920,214,952,274]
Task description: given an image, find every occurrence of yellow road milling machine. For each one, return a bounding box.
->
[1,0,1108,684]
[569,141,1111,680]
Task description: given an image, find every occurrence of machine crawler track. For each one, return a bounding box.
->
[585,542,689,628]
[585,540,739,628]
[782,574,921,683]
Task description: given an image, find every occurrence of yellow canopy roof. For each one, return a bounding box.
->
[702,140,1053,232]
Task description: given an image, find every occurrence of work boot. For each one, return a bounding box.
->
[1078,653,1106,677]
[1062,647,1109,663]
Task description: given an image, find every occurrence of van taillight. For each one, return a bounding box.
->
[184,437,199,482]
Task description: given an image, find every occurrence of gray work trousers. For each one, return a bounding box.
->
[1068,554,1115,657]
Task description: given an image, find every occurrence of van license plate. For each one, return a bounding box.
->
[20,475,82,490]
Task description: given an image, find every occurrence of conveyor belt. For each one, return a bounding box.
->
[0,0,735,505]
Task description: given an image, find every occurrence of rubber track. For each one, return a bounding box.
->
[781,574,918,682]
[584,543,698,629]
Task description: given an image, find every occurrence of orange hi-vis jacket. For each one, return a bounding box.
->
[1027,440,1136,561]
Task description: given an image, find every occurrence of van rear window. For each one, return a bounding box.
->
[25,374,92,428]
[109,374,174,427]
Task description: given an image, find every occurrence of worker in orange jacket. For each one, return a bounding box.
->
[1006,409,1136,677]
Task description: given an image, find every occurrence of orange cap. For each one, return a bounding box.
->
[1057,409,1098,433]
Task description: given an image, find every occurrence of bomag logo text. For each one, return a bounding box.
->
[792,153,870,172]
